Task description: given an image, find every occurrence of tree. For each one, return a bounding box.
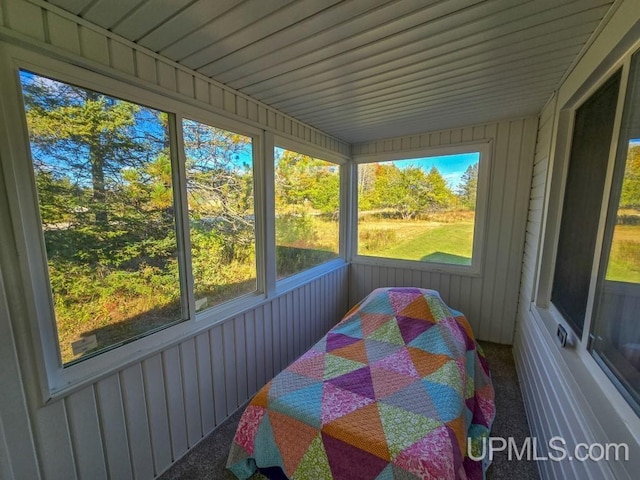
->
[458,162,479,209]
[359,163,455,219]
[424,166,454,212]
[620,145,640,209]
[274,149,339,215]
[21,72,175,269]
[182,119,255,261]
[22,74,166,227]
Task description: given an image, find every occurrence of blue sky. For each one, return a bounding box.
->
[379,152,480,190]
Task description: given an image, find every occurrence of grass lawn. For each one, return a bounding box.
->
[358,218,474,265]
[606,224,640,283]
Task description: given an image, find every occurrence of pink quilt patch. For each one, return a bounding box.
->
[233,405,265,455]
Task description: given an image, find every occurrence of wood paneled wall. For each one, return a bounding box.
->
[31,266,349,480]
[351,117,538,344]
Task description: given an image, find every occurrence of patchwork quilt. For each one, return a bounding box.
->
[227,287,495,480]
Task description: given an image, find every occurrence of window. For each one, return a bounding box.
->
[551,71,622,335]
[589,50,640,413]
[356,148,487,270]
[17,70,261,371]
[545,46,640,414]
[19,70,185,365]
[182,119,256,311]
[274,146,340,279]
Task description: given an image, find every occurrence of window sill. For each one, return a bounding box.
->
[275,258,347,295]
[351,255,481,277]
[530,303,640,446]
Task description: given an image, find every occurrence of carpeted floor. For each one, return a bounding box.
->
[159,342,540,480]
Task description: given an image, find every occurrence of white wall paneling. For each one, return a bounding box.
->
[351,117,538,344]
[13,265,349,480]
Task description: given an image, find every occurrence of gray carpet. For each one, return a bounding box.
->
[159,342,540,480]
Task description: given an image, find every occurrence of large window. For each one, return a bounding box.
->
[18,70,260,368]
[551,71,621,335]
[356,150,485,269]
[20,70,185,365]
[274,146,340,279]
[182,119,256,311]
[548,47,640,414]
[589,51,640,413]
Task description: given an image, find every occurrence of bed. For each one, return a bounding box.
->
[227,287,495,480]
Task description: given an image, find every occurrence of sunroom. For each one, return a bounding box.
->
[1,1,639,479]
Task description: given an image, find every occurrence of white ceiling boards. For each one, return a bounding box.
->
[43,0,617,139]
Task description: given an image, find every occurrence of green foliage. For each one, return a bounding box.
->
[276,246,337,278]
[358,162,457,219]
[276,214,318,247]
[458,162,479,209]
[358,227,398,252]
[275,149,339,215]
[20,72,259,363]
[620,145,640,209]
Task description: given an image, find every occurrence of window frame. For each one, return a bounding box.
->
[534,37,640,424]
[351,141,492,276]
[271,135,349,293]
[0,45,270,401]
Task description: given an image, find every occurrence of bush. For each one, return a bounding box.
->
[276,245,337,277]
[617,214,640,225]
[276,213,318,247]
[359,228,397,252]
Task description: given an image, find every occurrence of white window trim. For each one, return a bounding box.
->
[272,135,349,293]
[351,141,492,277]
[533,35,640,429]
[0,44,285,401]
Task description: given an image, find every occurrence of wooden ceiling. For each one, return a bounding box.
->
[46,0,616,143]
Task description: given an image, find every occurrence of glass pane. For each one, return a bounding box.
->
[357,153,480,266]
[19,70,183,365]
[274,147,340,279]
[182,119,256,311]
[590,50,640,413]
[552,71,621,335]
[592,140,640,412]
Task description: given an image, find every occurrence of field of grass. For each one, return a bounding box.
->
[358,211,474,265]
[606,224,640,283]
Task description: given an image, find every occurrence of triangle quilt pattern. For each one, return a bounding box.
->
[227,288,495,480]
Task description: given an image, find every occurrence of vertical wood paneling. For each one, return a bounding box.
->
[162,347,188,460]
[78,26,109,65]
[120,365,154,480]
[108,39,135,76]
[65,387,106,480]
[209,326,227,425]
[47,12,80,55]
[3,0,45,41]
[262,304,274,383]
[270,298,281,376]
[478,120,510,340]
[96,375,133,480]
[244,311,257,398]
[179,339,202,447]
[33,401,77,480]
[95,375,133,480]
[222,321,237,412]
[141,355,172,475]
[195,332,215,435]
[278,296,288,369]
[233,316,248,405]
